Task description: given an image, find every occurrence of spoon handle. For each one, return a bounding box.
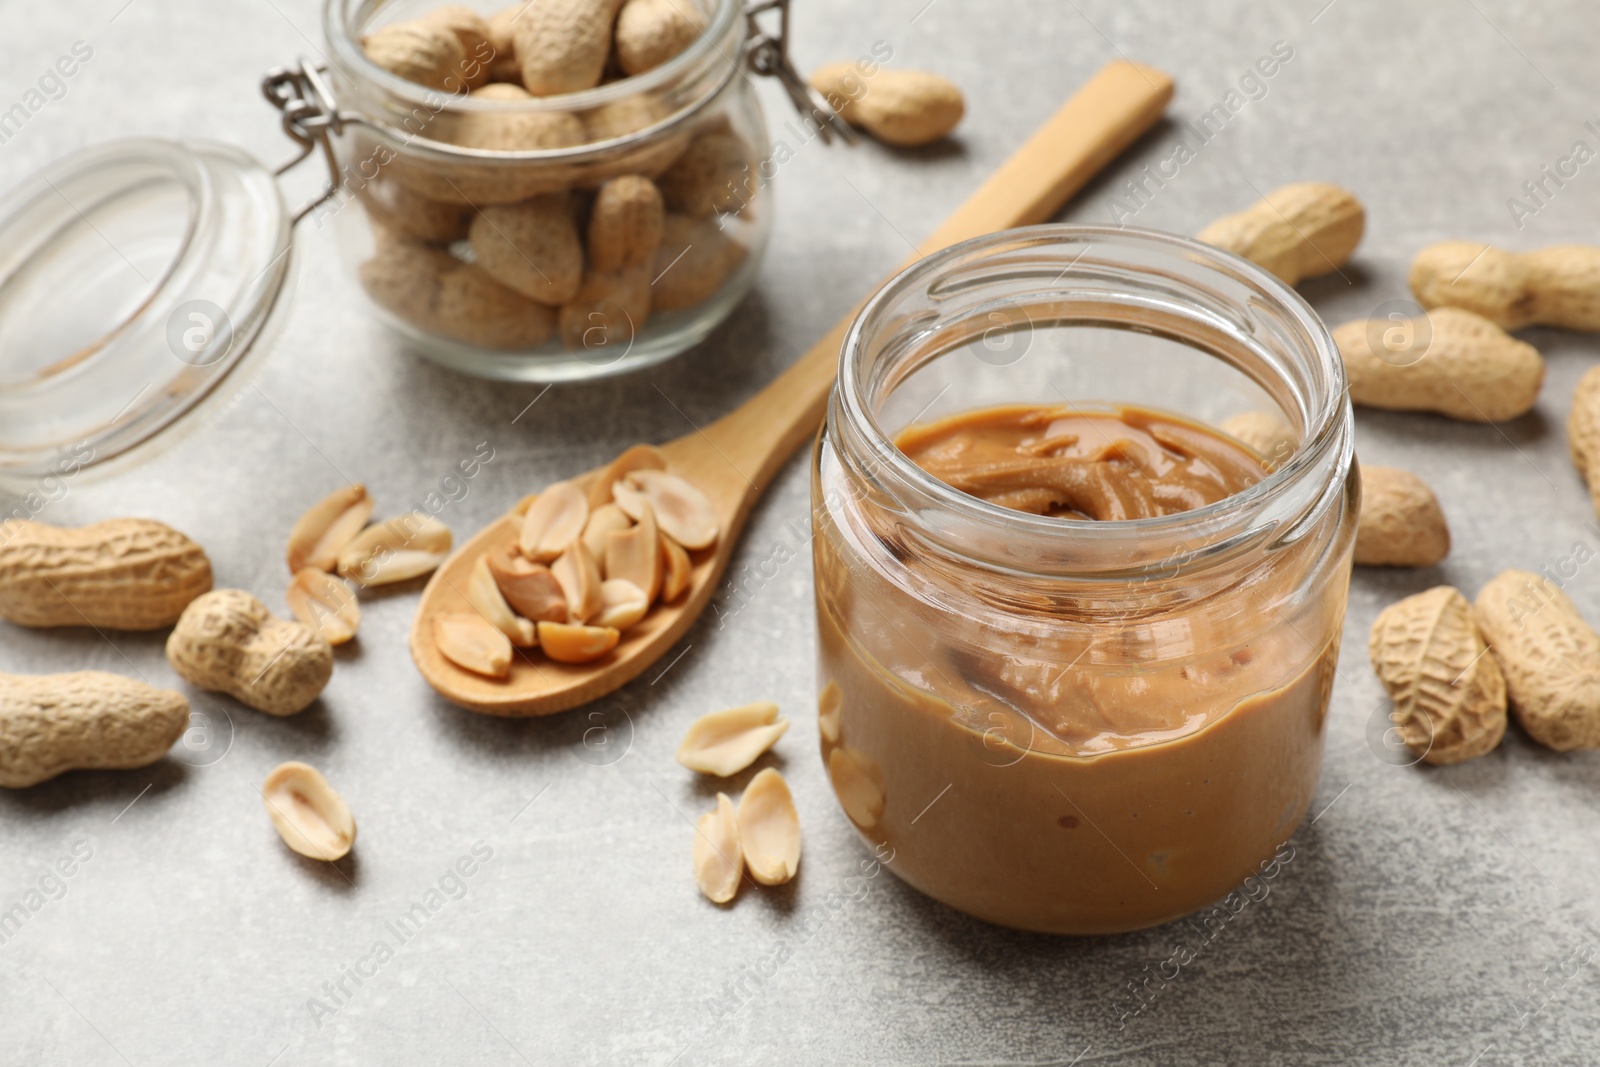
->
[680,60,1176,496]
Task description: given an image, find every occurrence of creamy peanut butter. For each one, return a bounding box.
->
[895,404,1264,520]
[814,403,1343,933]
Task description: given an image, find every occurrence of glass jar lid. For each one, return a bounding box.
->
[0,137,292,491]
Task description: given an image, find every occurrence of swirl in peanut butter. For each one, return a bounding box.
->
[894,404,1264,520]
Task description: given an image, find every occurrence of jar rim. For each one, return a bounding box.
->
[831,224,1353,578]
[322,0,743,128]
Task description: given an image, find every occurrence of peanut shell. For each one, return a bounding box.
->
[0,671,188,788]
[513,0,627,95]
[615,0,706,75]
[811,63,964,147]
[1198,182,1364,286]
[588,175,665,271]
[1474,570,1600,751]
[1368,586,1506,765]
[0,518,212,630]
[1334,308,1543,422]
[167,590,333,717]
[1354,465,1450,568]
[471,195,585,306]
[656,130,754,218]
[1410,243,1600,331]
[363,20,468,91]
[650,213,746,312]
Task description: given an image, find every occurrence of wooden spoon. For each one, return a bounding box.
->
[411,60,1175,716]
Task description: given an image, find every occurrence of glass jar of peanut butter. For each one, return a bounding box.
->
[812,226,1358,934]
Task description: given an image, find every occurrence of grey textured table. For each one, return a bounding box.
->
[3,2,1599,1064]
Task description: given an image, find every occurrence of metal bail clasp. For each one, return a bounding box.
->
[744,0,857,145]
[261,59,352,225]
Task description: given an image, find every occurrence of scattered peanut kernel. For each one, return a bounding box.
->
[286,568,362,646]
[693,792,742,904]
[262,761,356,862]
[287,484,373,574]
[677,702,789,777]
[337,514,452,587]
[736,768,801,886]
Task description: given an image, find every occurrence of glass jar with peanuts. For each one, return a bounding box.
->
[812,226,1360,934]
[315,0,815,382]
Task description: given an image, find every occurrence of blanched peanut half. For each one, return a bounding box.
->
[536,621,620,663]
[605,499,661,602]
[337,514,452,586]
[553,540,603,623]
[736,768,801,886]
[828,746,885,829]
[595,579,649,630]
[519,481,588,563]
[434,611,513,679]
[818,680,842,744]
[287,484,373,574]
[659,532,691,602]
[487,544,568,623]
[611,477,649,523]
[617,470,718,550]
[693,792,743,904]
[586,443,667,509]
[582,502,633,562]
[262,761,356,861]
[467,555,537,647]
[677,701,789,777]
[286,568,361,646]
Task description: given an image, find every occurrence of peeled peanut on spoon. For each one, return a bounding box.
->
[613,469,718,550]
